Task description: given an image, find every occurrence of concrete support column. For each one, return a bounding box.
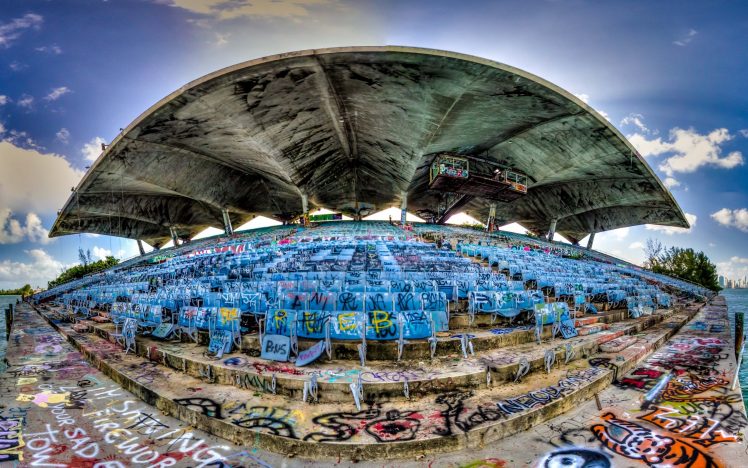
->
[221,208,233,236]
[400,191,408,225]
[301,193,309,225]
[486,203,497,232]
[547,219,557,242]
[169,226,179,247]
[586,232,595,250]
[137,239,146,256]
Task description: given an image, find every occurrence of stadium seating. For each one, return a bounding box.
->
[40,221,708,363]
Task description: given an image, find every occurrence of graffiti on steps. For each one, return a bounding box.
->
[591,412,723,468]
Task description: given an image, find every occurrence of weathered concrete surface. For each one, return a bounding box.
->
[0,303,288,467]
[48,47,688,246]
[79,306,678,403]
[4,298,740,466]
[437,296,748,468]
[33,299,703,461]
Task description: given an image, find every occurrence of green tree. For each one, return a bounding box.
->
[643,240,720,291]
[47,256,119,289]
[0,283,34,297]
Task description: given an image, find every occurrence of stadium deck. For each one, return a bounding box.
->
[5,221,745,466]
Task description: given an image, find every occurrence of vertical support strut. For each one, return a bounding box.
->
[222,208,233,236]
[169,226,179,247]
[301,193,309,226]
[400,191,408,225]
[586,232,595,250]
[547,219,557,242]
[137,239,146,256]
[486,203,497,232]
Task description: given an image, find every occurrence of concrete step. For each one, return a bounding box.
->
[35,303,703,460]
[70,307,676,403]
[238,307,643,361]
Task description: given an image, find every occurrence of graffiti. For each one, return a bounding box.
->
[591,412,721,467]
[236,373,275,393]
[0,416,24,461]
[365,409,423,442]
[126,412,170,435]
[537,448,611,468]
[227,405,298,438]
[128,361,164,385]
[223,356,248,367]
[639,404,744,447]
[251,362,305,376]
[17,390,70,408]
[303,407,380,442]
[173,397,222,419]
[337,292,361,311]
[361,369,441,383]
[589,358,618,380]
[459,458,508,468]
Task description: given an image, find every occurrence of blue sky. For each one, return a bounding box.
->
[1,0,748,289]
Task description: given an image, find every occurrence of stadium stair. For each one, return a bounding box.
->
[35,299,705,460]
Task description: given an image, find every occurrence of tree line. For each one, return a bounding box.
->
[644,239,720,291]
[0,284,34,297]
[47,255,119,289]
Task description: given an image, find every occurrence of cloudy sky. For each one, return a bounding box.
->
[1,0,748,289]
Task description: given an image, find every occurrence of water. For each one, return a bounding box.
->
[0,295,19,373]
[723,289,748,411]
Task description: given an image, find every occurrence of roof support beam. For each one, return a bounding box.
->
[437,194,474,224]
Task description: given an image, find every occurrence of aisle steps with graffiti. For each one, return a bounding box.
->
[477,296,748,468]
[69,305,683,403]
[35,301,705,459]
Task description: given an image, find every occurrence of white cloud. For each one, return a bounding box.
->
[81,136,106,161]
[574,93,589,104]
[0,13,43,49]
[645,212,697,235]
[716,256,748,283]
[740,129,748,138]
[629,241,644,250]
[214,32,230,46]
[0,140,84,214]
[620,113,649,133]
[44,86,71,101]
[0,249,66,289]
[0,95,8,105]
[4,129,42,150]
[17,94,34,108]
[91,246,125,260]
[663,177,680,189]
[573,92,610,121]
[35,44,62,54]
[628,127,743,176]
[674,29,698,47]
[0,123,4,135]
[8,61,25,71]
[596,109,610,121]
[0,210,49,244]
[55,127,70,144]
[162,0,334,20]
[711,208,748,232]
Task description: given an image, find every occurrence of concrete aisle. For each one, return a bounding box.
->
[432,296,748,467]
[0,303,287,467]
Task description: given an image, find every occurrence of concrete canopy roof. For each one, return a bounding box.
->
[50,46,688,247]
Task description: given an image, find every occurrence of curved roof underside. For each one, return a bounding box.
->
[50,46,688,248]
